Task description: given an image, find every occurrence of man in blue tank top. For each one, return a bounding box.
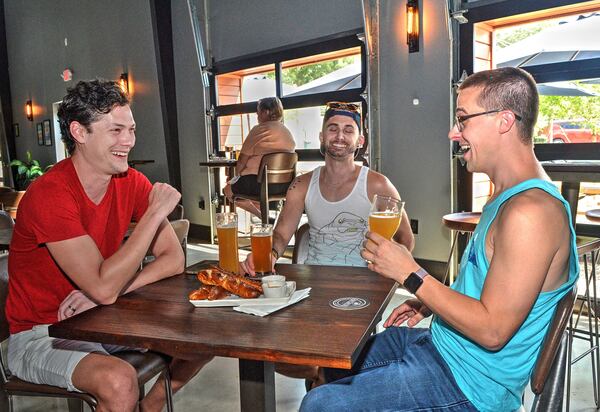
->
[301,68,578,411]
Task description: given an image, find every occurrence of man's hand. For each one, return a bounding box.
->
[146,183,181,221]
[239,253,276,277]
[58,290,98,321]
[361,231,420,284]
[384,299,432,328]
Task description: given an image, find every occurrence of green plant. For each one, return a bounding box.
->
[9,151,52,189]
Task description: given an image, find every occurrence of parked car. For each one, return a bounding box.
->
[544,120,599,144]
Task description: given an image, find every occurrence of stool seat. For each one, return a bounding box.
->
[586,209,600,221]
[442,212,481,232]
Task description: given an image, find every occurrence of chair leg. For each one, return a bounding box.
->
[0,390,10,412]
[67,398,85,412]
[164,369,174,412]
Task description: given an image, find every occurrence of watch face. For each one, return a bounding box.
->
[404,272,424,294]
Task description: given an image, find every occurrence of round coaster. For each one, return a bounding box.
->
[329,297,370,310]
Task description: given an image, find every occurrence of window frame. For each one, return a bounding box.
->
[208,30,367,162]
[458,0,600,236]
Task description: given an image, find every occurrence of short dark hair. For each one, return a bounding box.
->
[459,67,538,144]
[257,97,283,121]
[57,79,129,155]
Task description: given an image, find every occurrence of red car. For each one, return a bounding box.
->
[546,120,599,143]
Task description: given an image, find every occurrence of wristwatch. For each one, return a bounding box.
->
[403,267,429,294]
[271,248,280,260]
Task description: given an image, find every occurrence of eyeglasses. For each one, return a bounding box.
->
[326,101,361,112]
[455,109,522,132]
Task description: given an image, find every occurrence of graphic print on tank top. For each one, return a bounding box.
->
[307,211,367,265]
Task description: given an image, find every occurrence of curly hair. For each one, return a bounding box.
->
[57,79,129,155]
[257,97,284,121]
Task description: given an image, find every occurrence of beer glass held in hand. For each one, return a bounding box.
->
[369,195,404,240]
[251,223,273,275]
[216,212,239,273]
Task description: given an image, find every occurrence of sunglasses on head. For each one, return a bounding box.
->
[326,101,361,112]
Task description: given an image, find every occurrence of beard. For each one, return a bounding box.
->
[320,140,358,159]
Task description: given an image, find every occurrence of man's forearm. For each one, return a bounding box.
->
[122,247,184,294]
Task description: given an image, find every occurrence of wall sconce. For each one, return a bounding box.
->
[25,100,33,121]
[407,0,419,53]
[119,72,129,94]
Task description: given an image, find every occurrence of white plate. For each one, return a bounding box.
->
[190,281,295,307]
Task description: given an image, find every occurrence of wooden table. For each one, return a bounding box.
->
[49,261,397,411]
[541,161,600,226]
[128,160,155,169]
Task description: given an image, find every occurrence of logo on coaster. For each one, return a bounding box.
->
[329,297,370,310]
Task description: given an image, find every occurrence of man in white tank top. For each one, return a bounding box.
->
[241,102,414,274]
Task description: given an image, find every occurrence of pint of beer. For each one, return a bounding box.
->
[216,212,239,273]
[251,223,273,275]
[369,195,404,239]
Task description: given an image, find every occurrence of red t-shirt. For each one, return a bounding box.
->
[6,158,152,334]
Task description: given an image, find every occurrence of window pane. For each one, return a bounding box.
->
[493,12,600,69]
[534,79,600,145]
[217,113,258,150]
[216,65,276,105]
[281,47,362,97]
[283,102,363,150]
[283,106,325,149]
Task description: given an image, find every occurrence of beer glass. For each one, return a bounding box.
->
[369,195,404,239]
[251,223,273,276]
[216,212,239,273]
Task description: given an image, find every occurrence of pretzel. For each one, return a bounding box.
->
[195,267,263,299]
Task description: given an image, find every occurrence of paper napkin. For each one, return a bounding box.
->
[233,288,311,317]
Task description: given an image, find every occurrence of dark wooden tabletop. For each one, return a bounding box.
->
[49,261,397,369]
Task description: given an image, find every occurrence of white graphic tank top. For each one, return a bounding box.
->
[304,166,371,266]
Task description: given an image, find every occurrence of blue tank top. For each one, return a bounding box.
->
[431,179,578,412]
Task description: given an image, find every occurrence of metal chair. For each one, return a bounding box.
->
[530,287,577,411]
[232,152,298,224]
[167,203,184,221]
[170,219,190,267]
[0,254,174,411]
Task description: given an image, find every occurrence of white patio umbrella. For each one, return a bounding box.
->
[537,81,599,96]
[496,13,600,68]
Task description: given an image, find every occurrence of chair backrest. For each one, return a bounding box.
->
[170,219,190,266]
[167,204,184,221]
[0,211,14,230]
[257,152,298,185]
[170,219,190,250]
[0,254,9,343]
[530,286,577,407]
[0,254,11,384]
[0,191,24,211]
[292,223,310,264]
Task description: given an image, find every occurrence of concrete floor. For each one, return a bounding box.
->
[7,243,600,411]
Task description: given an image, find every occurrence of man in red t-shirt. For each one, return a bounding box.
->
[6,80,209,411]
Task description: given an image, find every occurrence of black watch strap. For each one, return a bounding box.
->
[403,267,429,294]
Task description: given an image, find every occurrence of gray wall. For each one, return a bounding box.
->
[379,0,452,261]
[5,0,168,183]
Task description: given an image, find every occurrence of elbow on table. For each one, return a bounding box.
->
[86,287,119,306]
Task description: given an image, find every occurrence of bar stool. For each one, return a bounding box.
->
[569,236,600,410]
[442,212,481,285]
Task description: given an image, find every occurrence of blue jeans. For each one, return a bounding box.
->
[300,328,478,412]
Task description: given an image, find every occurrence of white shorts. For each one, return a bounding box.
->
[7,324,141,392]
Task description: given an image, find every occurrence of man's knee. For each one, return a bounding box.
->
[300,385,333,412]
[73,355,139,409]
